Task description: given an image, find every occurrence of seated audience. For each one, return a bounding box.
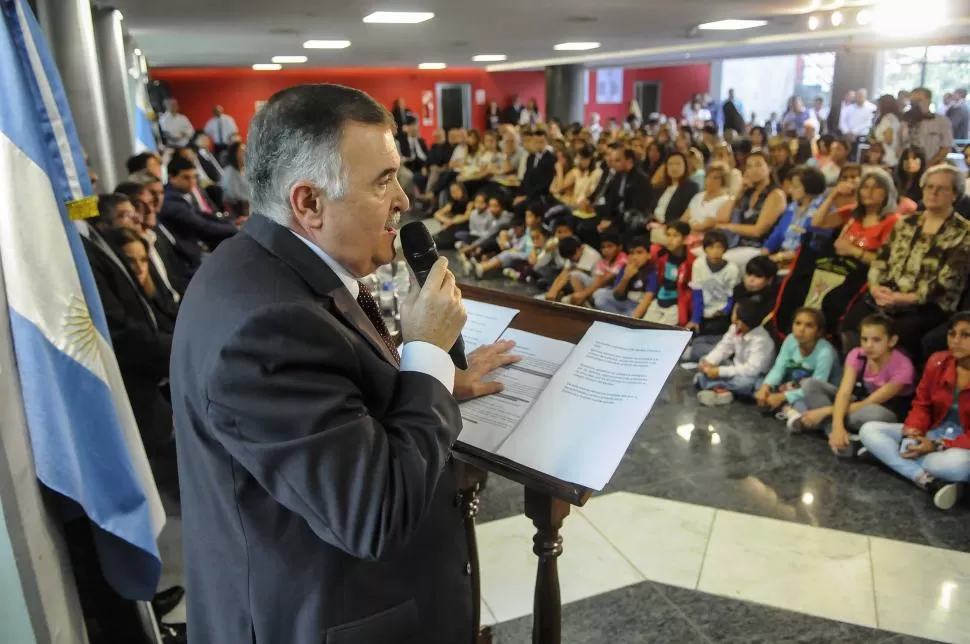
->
[472,214,532,278]
[550,148,577,203]
[104,227,179,333]
[457,194,513,265]
[113,181,187,300]
[813,168,899,265]
[895,145,927,204]
[793,314,915,456]
[686,230,741,359]
[636,221,694,325]
[544,235,603,303]
[593,148,652,239]
[762,165,829,269]
[863,141,888,171]
[750,126,767,149]
[647,152,699,244]
[592,236,653,316]
[518,223,562,287]
[220,141,250,220]
[819,137,850,185]
[682,164,732,236]
[715,151,788,267]
[730,255,779,327]
[642,141,665,179]
[560,146,603,209]
[768,137,795,187]
[159,156,238,273]
[126,151,163,179]
[859,312,970,510]
[567,231,628,306]
[398,116,430,192]
[840,165,970,360]
[696,299,777,406]
[713,143,743,196]
[513,129,556,213]
[755,307,839,422]
[431,183,472,249]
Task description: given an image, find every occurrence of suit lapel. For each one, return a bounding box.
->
[241,215,399,367]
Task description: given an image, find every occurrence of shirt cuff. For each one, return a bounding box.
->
[400,341,456,394]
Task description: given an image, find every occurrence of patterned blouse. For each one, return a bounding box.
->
[868,212,970,312]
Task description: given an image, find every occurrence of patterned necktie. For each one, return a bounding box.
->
[356,283,401,365]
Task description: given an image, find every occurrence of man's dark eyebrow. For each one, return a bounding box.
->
[375,168,396,183]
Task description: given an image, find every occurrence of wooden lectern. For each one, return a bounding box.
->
[453,284,664,644]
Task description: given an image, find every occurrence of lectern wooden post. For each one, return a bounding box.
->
[453,284,665,644]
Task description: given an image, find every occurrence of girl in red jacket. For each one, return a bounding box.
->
[859,312,970,510]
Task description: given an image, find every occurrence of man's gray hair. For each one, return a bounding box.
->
[246,84,394,225]
[920,163,968,200]
[129,170,161,185]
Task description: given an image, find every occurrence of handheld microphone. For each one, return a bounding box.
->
[400,221,467,370]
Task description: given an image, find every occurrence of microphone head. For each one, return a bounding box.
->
[400,221,439,274]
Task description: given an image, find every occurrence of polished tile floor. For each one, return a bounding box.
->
[155,219,969,643]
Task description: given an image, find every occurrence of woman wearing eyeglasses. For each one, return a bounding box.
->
[859,312,970,510]
[839,164,970,363]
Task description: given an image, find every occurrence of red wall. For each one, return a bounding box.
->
[584,64,711,123]
[151,67,545,141]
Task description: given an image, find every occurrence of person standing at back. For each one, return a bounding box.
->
[203,104,238,156]
[170,83,518,644]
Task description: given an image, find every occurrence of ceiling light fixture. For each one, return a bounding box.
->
[363,11,434,24]
[553,42,600,51]
[830,10,844,26]
[697,19,768,30]
[418,62,446,69]
[472,54,507,62]
[272,55,308,64]
[855,8,873,25]
[807,15,820,30]
[252,63,282,71]
[303,40,352,49]
[133,48,142,56]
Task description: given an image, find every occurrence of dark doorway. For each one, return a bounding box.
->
[437,83,471,130]
[634,81,661,116]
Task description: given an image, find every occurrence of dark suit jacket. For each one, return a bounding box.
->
[650,180,700,224]
[159,185,237,270]
[599,168,653,224]
[170,215,473,644]
[152,225,190,295]
[946,102,969,139]
[399,136,430,173]
[520,148,557,200]
[82,231,173,453]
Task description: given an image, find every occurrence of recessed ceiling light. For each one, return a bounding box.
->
[133,48,142,56]
[363,11,434,24]
[472,54,507,62]
[808,15,820,30]
[303,40,352,49]
[272,55,308,64]
[830,10,844,26]
[553,42,600,51]
[418,62,446,70]
[697,19,768,30]
[855,8,873,25]
[252,63,282,71]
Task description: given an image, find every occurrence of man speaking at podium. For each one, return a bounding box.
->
[170,84,517,644]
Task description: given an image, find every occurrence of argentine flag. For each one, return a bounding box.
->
[133,75,157,153]
[0,0,164,599]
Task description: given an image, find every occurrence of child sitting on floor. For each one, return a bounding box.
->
[567,231,628,306]
[592,236,653,316]
[457,195,514,273]
[686,230,741,360]
[637,220,695,325]
[473,215,532,278]
[697,299,776,406]
[858,312,970,510]
[754,307,840,424]
[793,314,916,457]
[544,235,603,304]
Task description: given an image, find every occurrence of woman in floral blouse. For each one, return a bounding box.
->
[840,165,970,362]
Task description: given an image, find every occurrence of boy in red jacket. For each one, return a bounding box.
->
[859,312,970,510]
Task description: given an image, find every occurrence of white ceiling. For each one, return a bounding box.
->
[109,0,970,69]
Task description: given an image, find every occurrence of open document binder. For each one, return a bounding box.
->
[454,286,691,498]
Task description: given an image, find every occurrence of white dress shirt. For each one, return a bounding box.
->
[290,232,455,392]
[159,111,195,147]
[142,228,181,303]
[842,101,877,136]
[204,114,238,146]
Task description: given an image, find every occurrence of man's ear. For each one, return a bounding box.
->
[290,181,323,232]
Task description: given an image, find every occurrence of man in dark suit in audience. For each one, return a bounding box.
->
[398,115,430,193]
[513,129,556,215]
[159,156,238,273]
[170,84,518,644]
[591,148,652,235]
[502,95,523,124]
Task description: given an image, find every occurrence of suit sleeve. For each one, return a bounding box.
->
[205,303,462,561]
[166,202,238,246]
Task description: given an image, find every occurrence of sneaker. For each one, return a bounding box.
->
[457,253,474,276]
[473,260,485,279]
[503,268,522,281]
[454,241,467,252]
[855,445,870,459]
[928,480,961,510]
[698,387,733,407]
[785,409,805,433]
